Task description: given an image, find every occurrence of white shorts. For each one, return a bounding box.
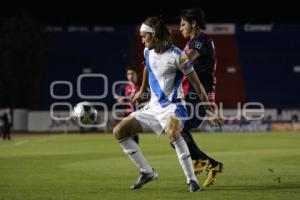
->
[130,102,187,135]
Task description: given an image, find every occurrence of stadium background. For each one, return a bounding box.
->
[0,2,300,200]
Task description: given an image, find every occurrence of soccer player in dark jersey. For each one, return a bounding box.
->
[179,8,223,187]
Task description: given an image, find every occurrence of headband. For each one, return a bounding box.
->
[140,24,154,33]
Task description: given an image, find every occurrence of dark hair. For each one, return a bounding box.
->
[126,65,137,72]
[180,8,206,30]
[143,16,171,53]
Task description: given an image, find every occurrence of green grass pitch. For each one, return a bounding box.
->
[0,132,300,200]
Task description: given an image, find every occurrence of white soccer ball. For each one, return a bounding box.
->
[72,101,98,124]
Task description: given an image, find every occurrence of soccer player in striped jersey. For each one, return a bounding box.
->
[114,16,222,192]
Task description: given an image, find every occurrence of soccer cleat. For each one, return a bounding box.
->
[187,179,201,192]
[202,162,224,187]
[130,170,158,190]
[193,159,210,175]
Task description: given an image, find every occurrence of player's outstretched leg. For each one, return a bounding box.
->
[113,116,157,189]
[167,116,201,192]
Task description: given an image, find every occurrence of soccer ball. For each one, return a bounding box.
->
[72,101,98,124]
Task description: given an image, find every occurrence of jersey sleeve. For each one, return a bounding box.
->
[189,38,206,55]
[177,51,194,75]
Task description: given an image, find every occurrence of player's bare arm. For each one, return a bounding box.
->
[186,70,223,127]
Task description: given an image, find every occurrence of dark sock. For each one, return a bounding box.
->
[132,135,139,144]
[181,127,218,165]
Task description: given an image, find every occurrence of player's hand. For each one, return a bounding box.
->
[116,96,126,103]
[132,90,142,104]
[206,110,223,127]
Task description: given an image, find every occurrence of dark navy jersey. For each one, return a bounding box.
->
[182,32,217,94]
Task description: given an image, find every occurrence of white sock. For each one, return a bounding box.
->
[118,138,153,173]
[173,137,197,183]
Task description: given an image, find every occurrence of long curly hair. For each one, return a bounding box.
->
[143,16,171,53]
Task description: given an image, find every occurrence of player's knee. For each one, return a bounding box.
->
[167,130,179,144]
[112,126,120,139]
[113,125,125,140]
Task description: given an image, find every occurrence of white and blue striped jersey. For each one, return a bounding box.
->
[144,44,194,107]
